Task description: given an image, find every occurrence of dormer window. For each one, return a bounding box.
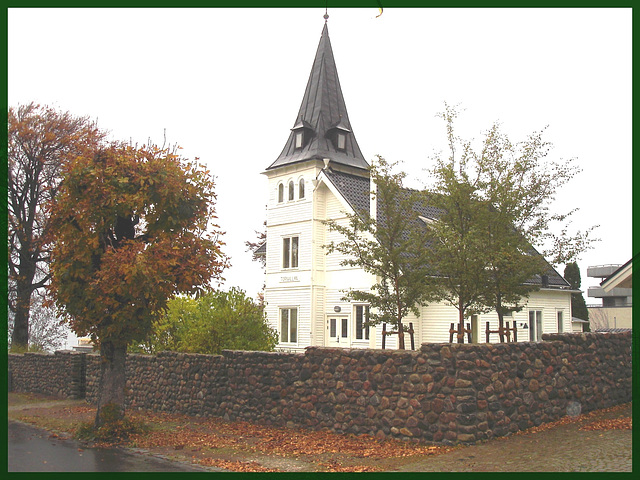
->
[291,118,314,151]
[327,122,351,152]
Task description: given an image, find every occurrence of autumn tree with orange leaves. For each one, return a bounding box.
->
[48,143,228,429]
[8,103,105,352]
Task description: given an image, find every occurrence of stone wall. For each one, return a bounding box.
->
[8,350,87,399]
[9,332,632,445]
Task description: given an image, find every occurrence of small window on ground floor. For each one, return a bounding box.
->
[557,310,564,333]
[280,307,298,343]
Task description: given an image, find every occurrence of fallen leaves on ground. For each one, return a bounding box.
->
[198,458,279,472]
[579,418,631,431]
[11,394,630,473]
[196,417,451,459]
[319,461,383,472]
[511,403,632,436]
[126,411,452,460]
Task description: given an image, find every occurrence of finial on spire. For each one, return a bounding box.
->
[324,8,329,23]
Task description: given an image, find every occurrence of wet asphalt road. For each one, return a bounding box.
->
[8,421,211,472]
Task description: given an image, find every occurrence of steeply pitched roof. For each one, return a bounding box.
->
[322,168,571,289]
[600,256,633,290]
[323,168,371,217]
[266,23,369,171]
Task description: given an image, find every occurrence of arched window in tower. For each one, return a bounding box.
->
[288,180,295,201]
[278,183,284,203]
[299,178,305,199]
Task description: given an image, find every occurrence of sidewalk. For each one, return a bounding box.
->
[398,402,632,472]
[7,393,632,472]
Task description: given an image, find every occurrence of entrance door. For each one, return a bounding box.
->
[327,316,350,347]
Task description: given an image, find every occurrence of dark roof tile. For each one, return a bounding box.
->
[267,24,368,171]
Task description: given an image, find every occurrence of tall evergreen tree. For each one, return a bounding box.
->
[564,262,590,331]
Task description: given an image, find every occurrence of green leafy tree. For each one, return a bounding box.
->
[8,103,105,351]
[422,165,492,343]
[325,156,435,349]
[564,262,590,331]
[132,287,277,355]
[48,143,228,428]
[426,104,598,342]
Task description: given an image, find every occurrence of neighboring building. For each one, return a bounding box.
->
[587,259,633,330]
[72,337,95,353]
[571,316,589,333]
[261,20,574,351]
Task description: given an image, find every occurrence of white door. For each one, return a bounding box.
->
[327,316,350,347]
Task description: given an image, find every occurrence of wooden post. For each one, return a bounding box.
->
[409,322,415,351]
[449,323,455,343]
[382,323,387,350]
[504,321,511,342]
[485,321,491,343]
[513,322,518,342]
[466,323,472,343]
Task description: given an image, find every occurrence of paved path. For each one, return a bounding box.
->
[8,421,213,472]
[397,403,633,472]
[7,396,632,472]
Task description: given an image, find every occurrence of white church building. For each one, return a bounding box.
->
[260,21,574,352]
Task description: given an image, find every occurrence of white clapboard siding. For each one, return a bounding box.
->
[265,286,312,353]
[419,289,572,344]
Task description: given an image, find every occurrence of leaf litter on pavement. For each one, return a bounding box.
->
[124,410,454,472]
[10,393,631,473]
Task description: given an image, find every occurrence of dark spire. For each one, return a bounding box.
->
[266,23,369,171]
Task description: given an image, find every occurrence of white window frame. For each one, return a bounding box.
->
[288,180,295,201]
[295,131,304,149]
[557,309,564,333]
[282,235,299,269]
[277,182,284,203]
[280,307,298,344]
[337,132,346,150]
[354,305,370,341]
[529,309,543,342]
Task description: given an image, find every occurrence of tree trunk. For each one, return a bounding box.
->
[11,270,35,351]
[95,340,127,428]
[457,301,465,343]
[11,295,30,351]
[496,295,505,343]
[398,321,405,350]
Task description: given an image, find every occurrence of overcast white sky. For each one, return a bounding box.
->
[8,7,632,307]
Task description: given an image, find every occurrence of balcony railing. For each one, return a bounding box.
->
[587,286,633,298]
[587,264,622,278]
